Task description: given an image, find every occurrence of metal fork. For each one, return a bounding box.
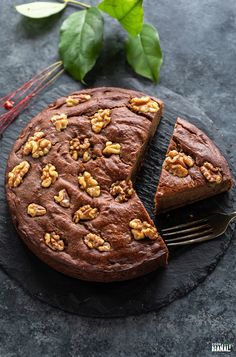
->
[161,212,236,246]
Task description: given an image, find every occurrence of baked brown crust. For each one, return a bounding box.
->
[155,117,233,213]
[6,87,168,282]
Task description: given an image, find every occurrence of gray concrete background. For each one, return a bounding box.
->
[0,0,235,356]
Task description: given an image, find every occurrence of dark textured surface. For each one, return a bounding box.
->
[0,0,236,356]
[1,84,234,317]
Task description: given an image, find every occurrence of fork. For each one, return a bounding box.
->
[161,212,236,246]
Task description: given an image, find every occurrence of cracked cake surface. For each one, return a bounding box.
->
[6,87,168,282]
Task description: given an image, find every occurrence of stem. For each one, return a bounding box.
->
[0,62,64,135]
[12,62,63,101]
[0,61,63,105]
[64,0,91,9]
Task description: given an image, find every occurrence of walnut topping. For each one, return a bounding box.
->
[51,113,68,131]
[44,232,64,251]
[78,171,100,197]
[69,137,91,162]
[129,219,158,240]
[54,189,70,208]
[84,233,111,252]
[27,203,46,217]
[110,180,134,202]
[73,205,99,223]
[163,150,195,177]
[103,141,121,156]
[23,131,52,158]
[66,94,91,107]
[41,164,58,187]
[129,96,159,113]
[8,161,30,188]
[200,162,222,184]
[90,109,111,133]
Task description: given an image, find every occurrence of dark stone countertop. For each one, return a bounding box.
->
[0,0,235,356]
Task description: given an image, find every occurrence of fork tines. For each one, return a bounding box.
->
[161,212,236,247]
[161,217,213,246]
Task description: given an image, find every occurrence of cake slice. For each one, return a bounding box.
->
[155,118,233,213]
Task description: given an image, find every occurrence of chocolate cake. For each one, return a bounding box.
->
[155,118,233,213]
[6,87,168,282]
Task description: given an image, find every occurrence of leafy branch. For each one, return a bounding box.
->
[15,0,163,83]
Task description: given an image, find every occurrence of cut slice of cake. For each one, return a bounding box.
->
[155,118,233,213]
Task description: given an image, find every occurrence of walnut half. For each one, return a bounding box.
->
[129,219,158,240]
[23,131,51,158]
[90,109,111,133]
[129,96,159,113]
[66,94,91,107]
[110,180,134,202]
[54,189,70,208]
[69,137,91,162]
[41,164,58,188]
[8,161,30,188]
[78,171,101,197]
[200,162,222,184]
[84,233,111,252]
[103,141,121,156]
[27,203,46,217]
[44,232,65,251]
[163,149,194,178]
[51,113,68,131]
[73,205,99,223]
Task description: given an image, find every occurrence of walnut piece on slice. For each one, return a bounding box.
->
[41,164,58,188]
[66,94,91,107]
[129,96,159,113]
[103,141,121,156]
[27,203,46,217]
[90,109,111,133]
[110,180,134,202]
[23,131,52,159]
[50,113,68,131]
[129,219,159,240]
[54,189,70,208]
[78,171,100,197]
[84,233,111,252]
[44,232,65,251]
[73,205,99,223]
[200,162,222,184]
[163,149,195,178]
[69,137,91,162]
[8,161,30,188]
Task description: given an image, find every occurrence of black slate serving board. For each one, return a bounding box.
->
[0,82,235,318]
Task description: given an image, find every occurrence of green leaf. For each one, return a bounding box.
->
[125,23,163,82]
[98,0,143,36]
[15,2,66,19]
[59,7,104,82]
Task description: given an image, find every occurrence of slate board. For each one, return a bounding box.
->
[0,81,235,318]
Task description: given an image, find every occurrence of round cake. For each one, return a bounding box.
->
[5,87,168,282]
